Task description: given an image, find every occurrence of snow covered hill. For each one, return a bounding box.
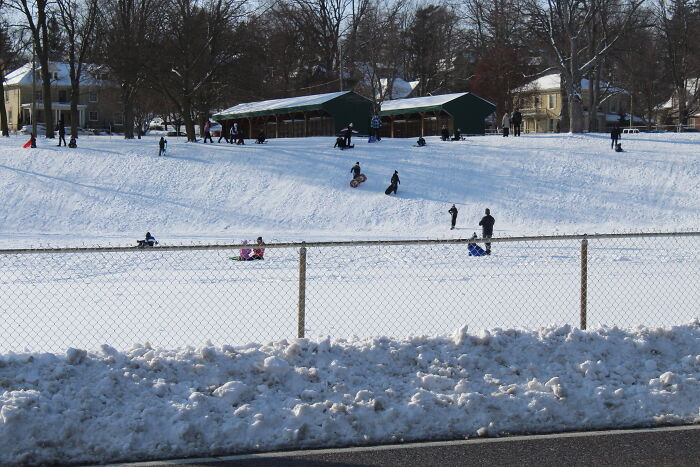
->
[0,132,698,246]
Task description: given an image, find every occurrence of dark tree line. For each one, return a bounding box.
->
[2,0,700,136]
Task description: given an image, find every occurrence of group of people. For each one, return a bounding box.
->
[450,207,495,256]
[335,123,357,149]
[440,125,462,141]
[136,232,266,261]
[501,109,523,137]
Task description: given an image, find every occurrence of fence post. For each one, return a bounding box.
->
[580,237,588,330]
[297,242,307,338]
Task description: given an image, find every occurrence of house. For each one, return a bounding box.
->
[212,91,372,138]
[2,62,121,131]
[378,78,420,100]
[657,79,700,130]
[513,74,632,133]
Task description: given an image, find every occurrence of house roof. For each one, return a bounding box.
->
[519,73,626,94]
[4,62,103,87]
[380,93,495,116]
[660,78,700,110]
[379,78,420,100]
[213,91,360,119]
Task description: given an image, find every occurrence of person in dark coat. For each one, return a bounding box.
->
[511,109,522,136]
[370,115,382,141]
[30,133,37,148]
[343,123,355,147]
[611,126,621,149]
[137,232,158,248]
[203,120,213,143]
[417,136,426,146]
[389,170,400,194]
[68,137,77,148]
[479,208,495,254]
[158,136,167,156]
[350,161,361,179]
[334,137,347,149]
[218,122,229,143]
[57,119,67,147]
[452,128,462,141]
[256,131,266,144]
[229,123,237,144]
[440,125,449,141]
[448,204,458,230]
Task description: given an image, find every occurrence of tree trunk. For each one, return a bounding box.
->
[39,54,55,138]
[183,97,196,142]
[70,82,80,138]
[0,72,9,137]
[559,78,569,132]
[122,86,135,139]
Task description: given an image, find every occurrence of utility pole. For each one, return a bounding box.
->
[32,43,37,138]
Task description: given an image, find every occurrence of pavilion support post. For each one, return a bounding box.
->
[275,115,279,138]
[390,116,395,138]
[247,118,252,139]
[304,112,308,137]
[420,112,425,137]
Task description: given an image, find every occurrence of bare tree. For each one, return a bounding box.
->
[154,0,246,141]
[99,0,162,138]
[10,0,56,138]
[55,0,99,138]
[0,11,23,136]
[656,0,700,127]
[526,0,645,132]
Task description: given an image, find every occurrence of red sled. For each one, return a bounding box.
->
[350,173,367,188]
[22,140,32,148]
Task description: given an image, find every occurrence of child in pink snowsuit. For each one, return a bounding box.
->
[238,240,253,260]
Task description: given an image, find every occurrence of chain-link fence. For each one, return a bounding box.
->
[1,232,698,352]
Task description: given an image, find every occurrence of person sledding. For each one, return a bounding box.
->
[416,136,426,147]
[468,232,486,256]
[440,125,449,141]
[137,232,158,248]
[231,240,254,260]
[256,131,266,144]
[334,136,347,149]
[23,133,37,149]
[252,237,265,260]
[350,161,366,187]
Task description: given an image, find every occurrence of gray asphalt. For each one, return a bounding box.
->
[106,424,700,467]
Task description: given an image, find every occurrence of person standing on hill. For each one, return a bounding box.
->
[511,109,522,136]
[57,119,67,147]
[158,136,167,156]
[501,113,511,137]
[370,114,382,141]
[611,126,621,149]
[448,204,458,230]
[479,208,495,254]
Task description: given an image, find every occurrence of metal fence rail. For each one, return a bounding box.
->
[1,232,698,352]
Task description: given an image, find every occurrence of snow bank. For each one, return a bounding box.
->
[2,322,700,464]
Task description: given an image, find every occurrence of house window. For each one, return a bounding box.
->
[34,91,42,102]
[52,72,59,80]
[89,91,98,103]
[534,96,541,108]
[58,90,67,103]
[609,100,619,113]
[549,119,556,132]
[8,110,12,123]
[548,94,556,109]
[89,111,98,121]
[113,112,123,125]
[4,90,8,102]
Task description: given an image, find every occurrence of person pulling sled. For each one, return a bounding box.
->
[385,170,400,195]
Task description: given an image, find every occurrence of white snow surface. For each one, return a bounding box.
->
[1,323,700,464]
[1,132,698,247]
[1,133,700,463]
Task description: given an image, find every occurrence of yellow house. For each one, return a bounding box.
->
[3,62,121,131]
[513,74,630,133]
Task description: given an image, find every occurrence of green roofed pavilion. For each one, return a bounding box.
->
[212,91,372,139]
[379,92,495,138]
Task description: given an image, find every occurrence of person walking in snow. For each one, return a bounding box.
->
[611,125,621,149]
[203,120,213,143]
[252,237,265,260]
[218,122,229,143]
[501,113,511,137]
[350,161,361,179]
[511,109,522,136]
[57,119,67,147]
[370,114,382,141]
[229,122,237,144]
[479,208,495,255]
[389,170,400,194]
[448,204,458,230]
[158,136,167,156]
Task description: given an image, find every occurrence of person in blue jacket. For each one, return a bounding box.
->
[468,232,486,256]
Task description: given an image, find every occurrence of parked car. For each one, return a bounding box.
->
[19,124,46,135]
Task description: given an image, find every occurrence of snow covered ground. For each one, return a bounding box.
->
[0,132,698,463]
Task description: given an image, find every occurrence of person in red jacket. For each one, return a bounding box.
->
[252,237,265,260]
